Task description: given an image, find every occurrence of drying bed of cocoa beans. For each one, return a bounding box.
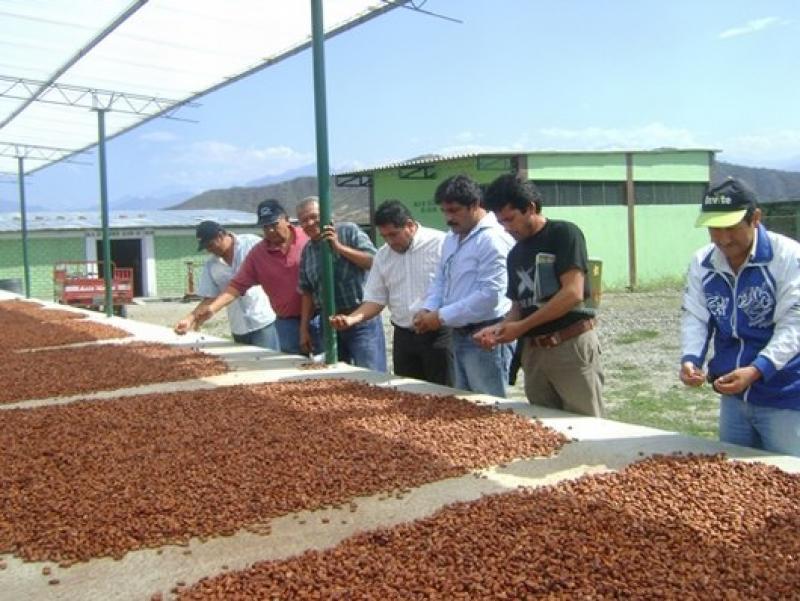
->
[0,299,129,350]
[0,341,228,404]
[176,453,800,600]
[0,379,565,564]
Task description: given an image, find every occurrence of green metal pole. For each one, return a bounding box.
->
[95,108,114,317]
[310,0,337,364]
[17,157,31,298]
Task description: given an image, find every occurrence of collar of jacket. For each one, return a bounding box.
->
[701,223,772,272]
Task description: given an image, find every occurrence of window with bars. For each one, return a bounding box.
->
[534,181,625,206]
[533,180,706,206]
[477,156,516,171]
[634,182,707,205]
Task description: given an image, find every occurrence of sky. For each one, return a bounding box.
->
[2,0,799,211]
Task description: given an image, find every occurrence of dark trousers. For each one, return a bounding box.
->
[392,325,452,386]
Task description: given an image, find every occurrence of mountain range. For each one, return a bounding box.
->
[168,171,370,223]
[165,160,800,222]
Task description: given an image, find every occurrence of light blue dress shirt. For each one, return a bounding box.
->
[422,212,513,327]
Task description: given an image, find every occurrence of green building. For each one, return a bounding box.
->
[336,149,717,289]
[0,210,259,300]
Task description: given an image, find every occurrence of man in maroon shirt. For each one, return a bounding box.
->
[194,199,321,354]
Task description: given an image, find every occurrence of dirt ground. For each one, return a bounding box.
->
[127,289,721,437]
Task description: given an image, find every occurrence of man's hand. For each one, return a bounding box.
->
[492,321,524,345]
[300,325,313,354]
[474,321,524,349]
[174,315,195,335]
[320,224,342,253]
[330,314,355,331]
[680,361,706,387]
[714,366,761,395]
[473,325,497,350]
[413,309,441,334]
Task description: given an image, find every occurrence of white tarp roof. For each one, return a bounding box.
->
[0,0,401,175]
[0,209,258,232]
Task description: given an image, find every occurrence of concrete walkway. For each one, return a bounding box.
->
[2,291,799,601]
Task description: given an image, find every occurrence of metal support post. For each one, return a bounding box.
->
[17,157,31,298]
[310,0,337,364]
[95,108,114,316]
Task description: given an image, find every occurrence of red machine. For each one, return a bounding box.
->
[53,261,133,315]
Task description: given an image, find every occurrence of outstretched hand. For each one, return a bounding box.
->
[174,316,195,335]
[679,361,706,387]
[330,314,354,331]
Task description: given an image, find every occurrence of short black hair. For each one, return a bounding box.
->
[484,174,543,214]
[374,200,413,228]
[434,174,482,207]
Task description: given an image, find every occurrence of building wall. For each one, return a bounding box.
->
[372,157,504,232]
[367,151,712,289]
[153,233,208,298]
[634,205,710,283]
[528,152,628,181]
[544,206,630,288]
[0,234,85,299]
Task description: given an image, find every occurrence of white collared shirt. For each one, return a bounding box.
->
[198,233,276,335]
[363,224,445,329]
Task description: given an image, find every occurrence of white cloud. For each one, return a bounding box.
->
[718,17,784,39]
[718,129,800,166]
[535,122,702,151]
[160,140,314,188]
[138,130,179,143]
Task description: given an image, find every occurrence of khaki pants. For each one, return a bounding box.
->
[521,329,604,417]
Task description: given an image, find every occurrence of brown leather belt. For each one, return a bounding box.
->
[529,318,595,349]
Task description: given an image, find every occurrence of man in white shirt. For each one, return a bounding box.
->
[174,220,279,350]
[330,200,451,385]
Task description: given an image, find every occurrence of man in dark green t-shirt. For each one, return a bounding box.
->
[475,174,604,417]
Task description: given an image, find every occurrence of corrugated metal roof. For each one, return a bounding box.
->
[0,209,256,233]
[336,147,720,176]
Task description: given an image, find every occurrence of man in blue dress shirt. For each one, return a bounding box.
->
[413,175,514,397]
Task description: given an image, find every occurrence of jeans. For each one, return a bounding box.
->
[337,314,387,372]
[274,316,322,355]
[719,395,800,457]
[232,322,280,351]
[451,329,512,397]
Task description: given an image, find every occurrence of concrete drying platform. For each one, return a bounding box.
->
[2,292,799,601]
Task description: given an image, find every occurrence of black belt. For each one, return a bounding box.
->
[452,317,503,336]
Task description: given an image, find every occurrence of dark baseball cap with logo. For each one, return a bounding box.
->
[695,177,759,228]
[256,199,287,226]
[195,220,225,251]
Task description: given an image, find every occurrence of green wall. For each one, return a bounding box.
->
[528,150,711,182]
[154,234,207,298]
[373,157,505,231]
[545,206,630,289]
[632,151,710,182]
[634,205,709,283]
[0,235,84,299]
[364,151,713,289]
[528,152,627,181]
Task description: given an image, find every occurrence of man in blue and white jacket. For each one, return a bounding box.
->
[681,178,800,456]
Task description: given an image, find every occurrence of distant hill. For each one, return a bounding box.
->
[713,161,800,202]
[168,176,370,223]
[168,160,800,222]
